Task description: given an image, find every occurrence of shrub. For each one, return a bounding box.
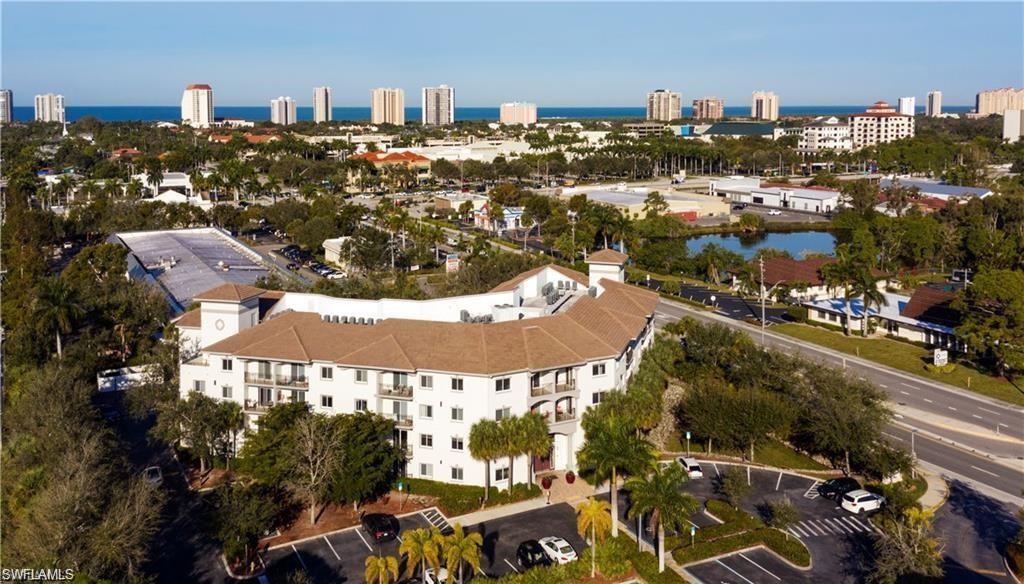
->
[924,363,957,374]
[1007,542,1024,579]
[401,478,541,516]
[786,306,807,323]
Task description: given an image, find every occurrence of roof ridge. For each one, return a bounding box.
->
[286,326,312,362]
[385,333,416,371]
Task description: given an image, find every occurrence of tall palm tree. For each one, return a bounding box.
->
[851,268,888,337]
[575,497,612,578]
[364,554,399,584]
[399,527,443,580]
[497,416,523,491]
[821,246,858,336]
[468,420,501,503]
[443,523,482,584]
[517,413,552,487]
[34,276,84,358]
[625,464,699,573]
[225,402,244,471]
[577,409,656,538]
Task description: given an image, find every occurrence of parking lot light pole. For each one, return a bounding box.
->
[759,256,766,344]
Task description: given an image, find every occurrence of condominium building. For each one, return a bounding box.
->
[0,89,12,124]
[499,102,537,125]
[646,90,681,122]
[898,97,916,117]
[850,101,915,148]
[1004,110,1024,144]
[181,84,214,128]
[371,88,405,126]
[976,88,1024,116]
[270,96,297,125]
[926,91,943,117]
[751,91,779,121]
[422,85,454,126]
[34,93,65,123]
[313,86,333,123]
[797,116,852,152]
[692,97,724,120]
[175,251,657,487]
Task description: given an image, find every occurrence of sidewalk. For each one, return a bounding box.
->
[918,468,949,512]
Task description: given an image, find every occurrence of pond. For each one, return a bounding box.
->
[685,230,837,260]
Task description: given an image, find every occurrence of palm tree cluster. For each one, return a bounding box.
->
[468,413,552,502]
[365,523,483,584]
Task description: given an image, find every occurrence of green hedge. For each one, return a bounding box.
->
[401,478,541,516]
[670,499,810,568]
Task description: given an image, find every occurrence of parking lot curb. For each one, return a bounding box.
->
[692,459,837,484]
[677,543,814,572]
[264,505,446,551]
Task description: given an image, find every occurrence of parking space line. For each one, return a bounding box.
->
[322,536,342,561]
[713,463,720,477]
[503,559,519,573]
[716,559,756,584]
[775,471,782,491]
[291,545,309,572]
[354,528,373,552]
[739,553,781,581]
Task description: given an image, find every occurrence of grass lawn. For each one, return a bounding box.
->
[773,323,1024,407]
[663,433,828,471]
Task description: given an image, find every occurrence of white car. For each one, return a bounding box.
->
[841,489,885,514]
[538,536,578,564]
[767,209,783,216]
[143,466,163,487]
[423,567,449,584]
[676,457,703,479]
[326,272,347,280]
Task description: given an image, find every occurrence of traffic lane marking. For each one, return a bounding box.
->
[970,465,1001,478]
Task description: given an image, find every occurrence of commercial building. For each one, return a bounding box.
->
[898,97,916,116]
[560,185,730,220]
[433,193,489,213]
[926,90,943,117]
[181,84,214,128]
[692,97,724,120]
[371,88,405,126]
[500,102,537,125]
[976,88,1024,116]
[270,96,297,125]
[709,177,839,214]
[109,227,270,314]
[646,90,681,122]
[751,91,779,121]
[394,139,531,163]
[34,93,65,123]
[1004,110,1024,143]
[348,151,431,184]
[422,85,454,126]
[0,89,12,124]
[850,101,914,148]
[624,122,668,137]
[878,178,992,201]
[682,122,776,142]
[797,116,852,152]
[313,86,333,123]
[175,253,658,486]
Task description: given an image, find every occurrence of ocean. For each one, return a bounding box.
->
[10,105,974,123]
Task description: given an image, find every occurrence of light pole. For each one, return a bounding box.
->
[759,256,766,344]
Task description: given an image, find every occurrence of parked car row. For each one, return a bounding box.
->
[276,246,345,279]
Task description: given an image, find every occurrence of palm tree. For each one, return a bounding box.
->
[364,554,399,584]
[34,276,84,358]
[577,409,656,538]
[851,268,888,337]
[821,246,858,336]
[225,402,244,471]
[575,497,612,578]
[469,420,501,503]
[488,202,505,235]
[625,464,699,573]
[443,523,482,584]
[497,416,523,491]
[399,527,443,580]
[517,413,552,487]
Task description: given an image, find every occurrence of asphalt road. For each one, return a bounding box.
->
[654,298,1024,505]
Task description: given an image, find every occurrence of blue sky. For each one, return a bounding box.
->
[3,2,1022,106]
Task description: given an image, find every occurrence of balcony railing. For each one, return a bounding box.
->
[530,381,576,397]
[244,373,309,388]
[554,410,577,423]
[377,383,414,400]
[386,413,413,429]
[243,399,274,412]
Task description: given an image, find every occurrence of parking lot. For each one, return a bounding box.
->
[264,503,587,583]
[665,282,790,325]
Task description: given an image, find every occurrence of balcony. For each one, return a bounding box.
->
[377,383,414,400]
[554,410,577,423]
[243,399,274,413]
[386,413,413,429]
[244,373,309,388]
[530,381,576,397]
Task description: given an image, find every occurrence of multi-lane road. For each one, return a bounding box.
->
[654,298,1024,505]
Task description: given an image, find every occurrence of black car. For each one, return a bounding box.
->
[516,540,552,569]
[817,477,861,500]
[361,513,400,542]
[732,203,747,210]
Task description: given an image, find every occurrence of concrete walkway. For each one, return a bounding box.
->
[919,468,950,511]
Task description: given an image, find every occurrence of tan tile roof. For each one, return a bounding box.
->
[489,264,591,293]
[173,309,202,329]
[586,249,629,265]
[194,283,266,302]
[202,278,658,375]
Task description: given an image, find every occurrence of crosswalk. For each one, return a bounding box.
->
[421,508,453,535]
[787,515,879,539]
[803,480,821,499]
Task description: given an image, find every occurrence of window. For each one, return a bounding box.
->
[321,366,333,380]
[495,467,510,481]
[451,406,464,421]
[495,407,510,421]
[817,310,826,319]
[419,463,433,478]
[355,399,368,412]
[420,375,433,389]
[221,358,233,371]
[451,436,464,450]
[222,385,233,399]
[419,404,434,419]
[420,434,433,448]
[321,395,334,408]
[451,378,464,391]
[193,380,206,393]
[451,467,464,481]
[494,378,511,392]
[592,363,606,376]
[592,391,605,404]
[355,369,368,383]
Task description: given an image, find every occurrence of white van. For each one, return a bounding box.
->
[676,457,703,479]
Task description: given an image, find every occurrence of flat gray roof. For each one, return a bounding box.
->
[110,227,268,312]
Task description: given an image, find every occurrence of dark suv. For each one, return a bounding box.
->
[817,477,861,500]
[516,540,552,569]
[361,513,400,542]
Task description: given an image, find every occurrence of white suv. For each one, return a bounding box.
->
[676,457,703,479]
[841,489,885,514]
